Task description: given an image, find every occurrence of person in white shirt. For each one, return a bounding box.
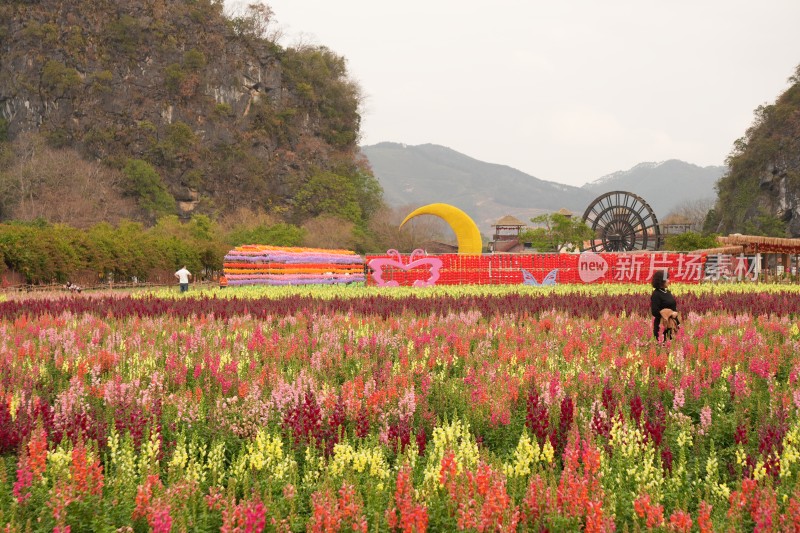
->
[174,266,192,293]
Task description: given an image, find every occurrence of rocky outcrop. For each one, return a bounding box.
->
[0,0,368,222]
[760,155,800,237]
[710,65,800,237]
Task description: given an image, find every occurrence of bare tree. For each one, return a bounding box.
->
[0,134,137,227]
[225,2,284,42]
[217,205,279,234]
[301,214,356,250]
[662,198,716,229]
[367,205,452,253]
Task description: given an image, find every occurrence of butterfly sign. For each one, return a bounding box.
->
[521,268,558,287]
[368,249,443,287]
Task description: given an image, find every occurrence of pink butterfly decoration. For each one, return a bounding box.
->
[368,249,443,287]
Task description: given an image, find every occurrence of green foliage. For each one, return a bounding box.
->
[81,126,116,156]
[137,120,158,135]
[742,210,787,237]
[663,231,720,251]
[329,162,383,224]
[0,118,8,143]
[87,221,151,279]
[22,21,58,44]
[0,215,238,284]
[150,215,219,273]
[282,46,361,149]
[183,169,203,189]
[293,170,362,224]
[0,221,85,283]
[44,127,71,148]
[89,70,114,93]
[226,222,305,247]
[183,49,207,71]
[65,25,85,51]
[702,208,721,234]
[164,63,186,93]
[250,101,298,145]
[122,159,176,217]
[212,103,233,119]
[164,51,206,95]
[104,14,143,55]
[166,122,196,149]
[148,122,197,168]
[518,213,594,252]
[41,60,82,96]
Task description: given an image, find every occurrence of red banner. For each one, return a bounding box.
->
[365,252,708,286]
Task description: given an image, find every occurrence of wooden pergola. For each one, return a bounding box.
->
[717,234,800,254]
[715,234,800,278]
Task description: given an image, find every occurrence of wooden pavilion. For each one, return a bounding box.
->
[490,215,527,253]
[714,234,800,277]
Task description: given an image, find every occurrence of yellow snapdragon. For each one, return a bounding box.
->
[302,447,324,487]
[328,442,390,481]
[541,440,555,464]
[702,444,730,504]
[139,430,161,476]
[206,441,227,486]
[676,428,692,449]
[780,420,800,479]
[422,419,480,490]
[752,458,768,482]
[167,434,207,485]
[243,429,297,482]
[47,443,72,479]
[8,393,20,422]
[107,428,137,486]
[606,419,664,499]
[503,432,539,478]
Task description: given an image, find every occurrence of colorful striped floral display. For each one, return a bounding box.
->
[223,244,365,286]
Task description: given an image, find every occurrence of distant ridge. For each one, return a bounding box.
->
[362,142,725,232]
[583,160,726,218]
[360,142,595,233]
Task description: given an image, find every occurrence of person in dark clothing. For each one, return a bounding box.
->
[651,270,680,341]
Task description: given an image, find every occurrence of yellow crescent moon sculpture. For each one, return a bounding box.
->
[400,203,483,254]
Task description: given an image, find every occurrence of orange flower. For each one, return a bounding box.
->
[386,467,428,533]
[668,509,693,532]
[27,427,48,479]
[697,501,713,533]
[70,440,104,497]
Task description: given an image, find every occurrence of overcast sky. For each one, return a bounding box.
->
[225,1,800,187]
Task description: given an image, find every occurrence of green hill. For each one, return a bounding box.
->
[0,0,381,230]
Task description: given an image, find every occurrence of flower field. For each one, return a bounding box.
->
[2,284,800,531]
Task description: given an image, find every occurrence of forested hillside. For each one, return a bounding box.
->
[0,0,382,237]
[707,64,800,236]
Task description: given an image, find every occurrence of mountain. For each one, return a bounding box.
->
[0,0,377,228]
[360,142,596,233]
[583,160,726,220]
[362,142,725,233]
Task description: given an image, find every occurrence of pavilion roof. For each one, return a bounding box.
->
[492,215,526,227]
[717,234,800,254]
[693,245,746,255]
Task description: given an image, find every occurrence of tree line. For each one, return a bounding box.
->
[0,216,222,285]
[0,206,455,286]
